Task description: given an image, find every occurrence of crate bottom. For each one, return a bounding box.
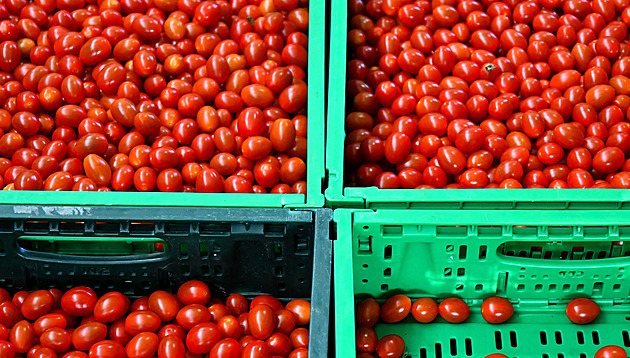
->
[372,306,630,358]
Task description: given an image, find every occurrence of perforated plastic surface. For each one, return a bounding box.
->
[334,209,630,358]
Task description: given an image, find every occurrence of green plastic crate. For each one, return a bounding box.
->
[325,0,630,210]
[334,209,630,357]
[0,1,326,209]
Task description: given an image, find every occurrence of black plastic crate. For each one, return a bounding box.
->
[0,206,332,358]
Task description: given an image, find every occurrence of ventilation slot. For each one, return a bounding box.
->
[479,245,487,259]
[555,332,562,345]
[577,331,584,345]
[384,245,392,259]
[420,348,427,358]
[459,246,467,259]
[623,331,630,347]
[592,331,600,345]
[495,331,502,350]
[510,331,517,348]
[450,339,457,356]
[540,331,548,345]
[593,282,603,296]
[435,343,442,358]
[465,338,472,356]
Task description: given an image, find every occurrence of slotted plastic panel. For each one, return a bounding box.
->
[334,209,630,358]
[0,206,332,358]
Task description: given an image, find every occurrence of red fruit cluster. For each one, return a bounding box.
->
[0,281,311,357]
[345,0,630,189]
[0,0,309,193]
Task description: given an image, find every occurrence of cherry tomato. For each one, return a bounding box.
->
[438,298,469,323]
[595,345,628,358]
[481,297,513,324]
[411,297,438,323]
[375,335,405,358]
[566,298,600,324]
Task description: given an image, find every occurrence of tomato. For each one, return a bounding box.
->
[148,291,179,322]
[209,338,241,358]
[157,336,186,358]
[356,327,378,354]
[21,290,53,320]
[248,304,275,340]
[176,303,211,329]
[411,297,438,323]
[595,345,627,358]
[285,299,310,326]
[438,298,469,323]
[356,298,380,328]
[125,311,161,335]
[380,295,411,323]
[94,292,130,323]
[566,298,600,324]
[177,280,210,306]
[39,327,71,353]
[186,322,221,354]
[126,332,159,358]
[88,340,126,358]
[9,320,33,354]
[72,322,107,351]
[375,335,405,358]
[481,297,513,324]
[241,340,270,358]
[61,287,97,317]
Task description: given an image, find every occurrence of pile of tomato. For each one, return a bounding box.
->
[344,0,630,189]
[355,295,628,358]
[0,280,311,357]
[0,0,309,193]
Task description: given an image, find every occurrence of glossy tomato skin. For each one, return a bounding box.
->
[594,345,628,358]
[566,298,600,324]
[375,334,405,358]
[93,292,130,323]
[438,298,470,323]
[356,298,380,328]
[60,287,97,317]
[481,297,514,324]
[177,280,211,306]
[380,295,412,323]
[411,297,438,323]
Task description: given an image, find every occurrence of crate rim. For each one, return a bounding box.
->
[324,0,630,210]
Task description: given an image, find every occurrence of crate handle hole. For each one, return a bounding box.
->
[17,236,168,257]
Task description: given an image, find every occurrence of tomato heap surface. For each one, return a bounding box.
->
[345,0,630,189]
[0,280,311,357]
[0,0,309,193]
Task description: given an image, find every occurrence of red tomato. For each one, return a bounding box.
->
[356,298,380,328]
[177,280,210,306]
[72,322,107,351]
[21,290,53,320]
[148,291,179,322]
[438,298,470,323]
[248,304,275,340]
[185,322,221,354]
[380,294,411,323]
[93,292,130,323]
[60,287,97,317]
[594,345,627,358]
[411,297,438,323]
[125,332,159,358]
[375,335,405,358]
[566,298,600,324]
[481,297,513,324]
